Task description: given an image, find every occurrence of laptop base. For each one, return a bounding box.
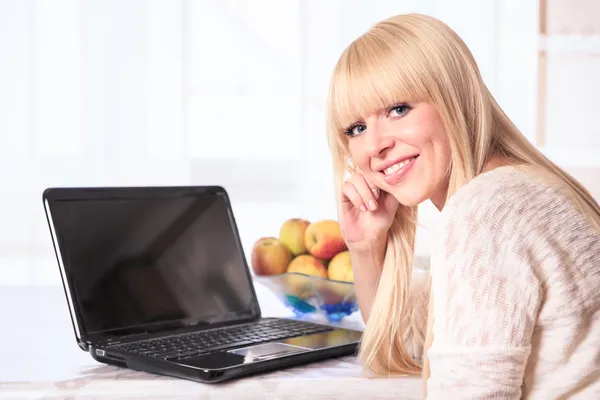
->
[91,322,362,383]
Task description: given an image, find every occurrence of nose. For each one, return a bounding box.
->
[364,117,394,157]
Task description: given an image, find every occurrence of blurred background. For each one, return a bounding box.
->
[0,0,598,290]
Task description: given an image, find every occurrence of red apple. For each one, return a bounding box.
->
[304,220,347,260]
[286,254,328,278]
[250,237,292,276]
[285,254,328,298]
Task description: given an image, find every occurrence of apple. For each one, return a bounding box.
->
[250,237,292,276]
[279,218,311,256]
[327,250,354,282]
[286,254,328,278]
[285,254,328,299]
[304,220,347,260]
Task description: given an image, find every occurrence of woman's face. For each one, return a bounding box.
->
[346,102,452,209]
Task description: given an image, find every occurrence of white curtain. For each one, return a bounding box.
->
[0,0,539,286]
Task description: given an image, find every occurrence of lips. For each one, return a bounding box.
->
[382,157,416,175]
[376,154,420,175]
[377,155,419,186]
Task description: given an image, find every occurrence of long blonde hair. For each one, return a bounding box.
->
[325,13,600,393]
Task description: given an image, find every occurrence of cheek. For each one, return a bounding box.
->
[348,141,369,168]
[400,118,438,149]
[407,122,450,181]
[408,116,449,161]
[432,132,452,171]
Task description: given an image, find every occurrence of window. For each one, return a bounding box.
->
[536,0,600,200]
[4,0,595,287]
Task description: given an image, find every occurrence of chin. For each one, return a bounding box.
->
[389,187,429,207]
[384,164,442,207]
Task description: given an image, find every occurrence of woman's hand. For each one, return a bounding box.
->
[339,171,399,252]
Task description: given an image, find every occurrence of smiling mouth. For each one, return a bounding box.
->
[380,156,419,176]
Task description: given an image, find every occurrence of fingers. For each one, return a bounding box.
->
[342,182,366,212]
[342,173,379,212]
[357,168,381,200]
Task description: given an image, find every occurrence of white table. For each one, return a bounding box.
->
[0,282,422,399]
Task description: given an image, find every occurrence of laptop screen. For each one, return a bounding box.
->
[47,189,258,337]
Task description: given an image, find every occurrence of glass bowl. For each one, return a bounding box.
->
[254,272,358,322]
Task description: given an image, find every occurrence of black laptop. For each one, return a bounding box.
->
[42,185,362,383]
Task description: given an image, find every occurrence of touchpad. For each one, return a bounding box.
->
[228,343,310,363]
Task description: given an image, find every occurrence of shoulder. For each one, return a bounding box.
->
[430,164,587,280]
[438,165,573,241]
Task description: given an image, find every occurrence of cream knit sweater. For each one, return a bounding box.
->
[407,165,600,399]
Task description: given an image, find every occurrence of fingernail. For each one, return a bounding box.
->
[360,204,367,212]
[372,188,379,199]
[368,200,377,211]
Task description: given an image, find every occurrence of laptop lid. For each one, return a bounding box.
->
[43,185,261,350]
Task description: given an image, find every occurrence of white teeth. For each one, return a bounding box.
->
[383,158,414,175]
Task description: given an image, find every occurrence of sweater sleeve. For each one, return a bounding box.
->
[426,193,542,399]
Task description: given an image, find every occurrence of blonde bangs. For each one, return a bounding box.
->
[328,29,431,139]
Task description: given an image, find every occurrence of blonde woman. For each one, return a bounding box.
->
[326,13,600,399]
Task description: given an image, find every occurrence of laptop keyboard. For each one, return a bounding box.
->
[112,318,334,361]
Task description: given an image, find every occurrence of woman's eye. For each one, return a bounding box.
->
[345,124,366,137]
[389,104,410,118]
